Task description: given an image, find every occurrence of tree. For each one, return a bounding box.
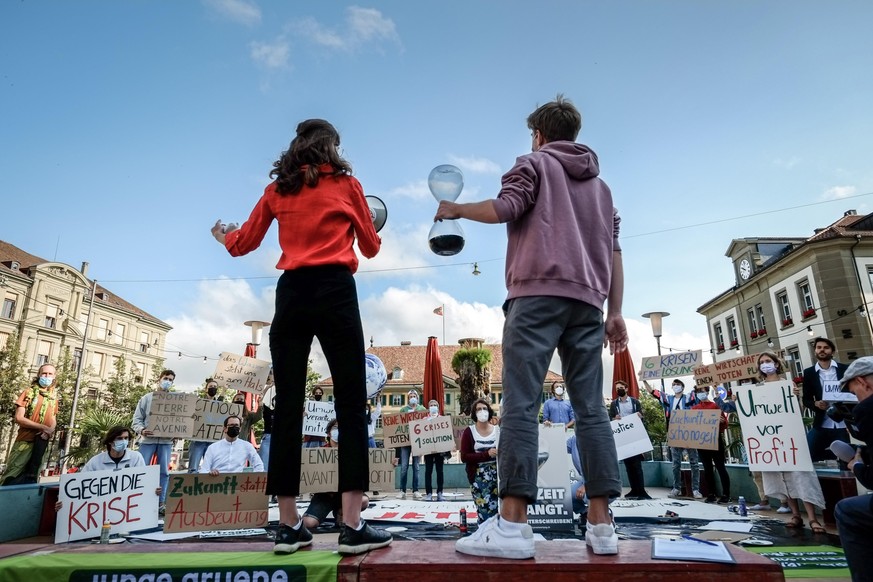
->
[0,331,28,459]
[104,355,150,418]
[451,345,492,415]
[639,389,667,460]
[64,403,130,467]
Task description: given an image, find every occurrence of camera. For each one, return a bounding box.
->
[827,402,857,425]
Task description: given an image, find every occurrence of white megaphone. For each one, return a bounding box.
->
[365,195,388,233]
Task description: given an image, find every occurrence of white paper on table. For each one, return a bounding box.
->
[699,520,754,532]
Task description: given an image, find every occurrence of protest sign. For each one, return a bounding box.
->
[822,380,858,403]
[381,410,430,448]
[611,414,653,460]
[666,409,721,450]
[148,391,196,438]
[693,354,760,387]
[525,426,573,533]
[163,472,268,533]
[409,415,454,456]
[212,352,272,395]
[735,381,813,471]
[191,399,244,442]
[303,400,336,437]
[299,447,395,494]
[452,414,474,449]
[639,350,702,381]
[56,465,160,542]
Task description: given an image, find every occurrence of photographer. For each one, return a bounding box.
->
[833,357,873,582]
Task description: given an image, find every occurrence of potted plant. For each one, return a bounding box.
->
[750,330,758,339]
[781,317,793,327]
[717,343,725,352]
[802,307,816,319]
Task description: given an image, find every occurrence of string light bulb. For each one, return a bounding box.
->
[472,262,481,276]
[767,338,774,348]
[807,325,814,336]
[178,352,182,360]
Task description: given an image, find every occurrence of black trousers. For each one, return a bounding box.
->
[698,436,730,498]
[424,453,445,494]
[624,454,646,495]
[267,266,369,496]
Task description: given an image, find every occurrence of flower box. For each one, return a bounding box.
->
[750,331,759,339]
[717,344,725,352]
[781,318,793,327]
[760,327,766,335]
[802,308,816,319]
[730,340,739,347]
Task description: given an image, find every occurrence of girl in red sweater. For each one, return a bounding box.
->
[211,119,390,555]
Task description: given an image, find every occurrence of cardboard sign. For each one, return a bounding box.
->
[639,350,702,380]
[611,415,654,460]
[666,409,721,450]
[409,415,454,456]
[693,354,760,387]
[212,352,272,395]
[56,465,160,542]
[299,447,395,494]
[822,380,858,403]
[381,410,430,448]
[302,400,335,437]
[735,381,813,472]
[525,426,574,533]
[163,472,268,533]
[191,399,244,442]
[148,391,196,438]
[452,414,474,449]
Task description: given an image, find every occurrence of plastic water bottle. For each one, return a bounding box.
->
[459,508,468,534]
[100,522,111,544]
[738,496,747,517]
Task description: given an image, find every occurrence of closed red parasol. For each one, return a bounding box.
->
[612,346,640,399]
[422,336,444,414]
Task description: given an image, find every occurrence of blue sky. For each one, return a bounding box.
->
[2,1,872,391]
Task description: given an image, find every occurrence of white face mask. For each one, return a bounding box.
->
[672,385,683,394]
[696,392,708,401]
[476,410,489,423]
[408,397,418,406]
[329,429,339,443]
[760,362,777,375]
[429,405,439,416]
[554,386,564,396]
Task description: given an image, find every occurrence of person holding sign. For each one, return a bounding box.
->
[187,378,223,473]
[664,380,702,500]
[691,389,731,504]
[303,387,328,448]
[231,391,263,443]
[460,398,501,524]
[608,381,651,500]
[1,364,58,486]
[802,337,850,466]
[131,369,176,513]
[200,415,264,475]
[211,119,391,556]
[395,389,427,499]
[757,352,827,534]
[423,399,448,501]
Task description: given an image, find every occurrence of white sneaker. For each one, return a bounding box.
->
[397,491,406,499]
[749,502,770,511]
[776,505,792,514]
[413,491,424,500]
[455,516,535,559]
[431,493,438,502]
[692,490,703,499]
[586,521,618,555]
[668,488,682,498]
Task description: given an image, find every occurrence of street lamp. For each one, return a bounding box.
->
[642,311,670,393]
[244,320,271,358]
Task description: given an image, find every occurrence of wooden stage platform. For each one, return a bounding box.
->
[0,539,784,582]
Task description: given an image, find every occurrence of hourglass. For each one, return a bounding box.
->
[428,164,465,256]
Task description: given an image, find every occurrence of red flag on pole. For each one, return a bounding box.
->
[433,306,443,316]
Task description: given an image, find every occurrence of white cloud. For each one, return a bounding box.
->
[822,185,857,200]
[203,0,261,26]
[447,155,502,175]
[250,39,291,69]
[346,6,399,44]
[384,179,431,201]
[294,6,400,52]
[358,223,434,277]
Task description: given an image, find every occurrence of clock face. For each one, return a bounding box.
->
[739,259,752,280]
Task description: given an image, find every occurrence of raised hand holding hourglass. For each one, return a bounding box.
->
[428,164,465,256]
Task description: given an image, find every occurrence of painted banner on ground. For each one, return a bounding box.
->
[55,465,160,542]
[380,410,430,448]
[410,415,454,456]
[525,426,574,533]
[611,414,653,460]
[822,380,858,402]
[693,354,760,387]
[735,381,813,471]
[452,414,474,449]
[191,399,244,442]
[148,391,196,438]
[666,408,721,450]
[212,351,272,395]
[639,350,702,381]
[163,472,268,533]
[303,400,336,437]
[299,447,395,494]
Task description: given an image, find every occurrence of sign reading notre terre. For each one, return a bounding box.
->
[693,353,761,387]
[212,352,271,395]
[639,350,702,380]
[148,392,196,438]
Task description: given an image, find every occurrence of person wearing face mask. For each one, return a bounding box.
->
[394,389,427,499]
[200,415,264,475]
[303,387,328,448]
[2,364,59,486]
[132,369,177,512]
[231,391,263,444]
[260,371,276,472]
[186,378,224,473]
[542,382,575,429]
[423,399,447,501]
[460,399,501,523]
[607,380,651,500]
[661,380,702,499]
[691,388,731,504]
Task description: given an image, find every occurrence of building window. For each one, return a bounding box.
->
[797,281,815,318]
[747,308,759,337]
[114,323,125,345]
[714,323,725,351]
[95,318,109,341]
[756,304,767,334]
[392,394,403,407]
[787,346,803,378]
[375,418,383,430]
[0,332,9,350]
[44,304,59,329]
[139,330,149,353]
[92,352,105,376]
[777,291,792,326]
[36,340,52,366]
[726,317,739,347]
[2,296,16,319]
[136,362,147,384]
[444,393,451,405]
[73,348,83,370]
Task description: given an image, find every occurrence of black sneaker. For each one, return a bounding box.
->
[273,523,313,554]
[717,496,731,505]
[705,495,718,504]
[337,520,392,555]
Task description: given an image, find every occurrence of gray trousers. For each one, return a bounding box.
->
[499,296,621,504]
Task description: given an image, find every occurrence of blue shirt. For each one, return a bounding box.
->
[543,397,574,424]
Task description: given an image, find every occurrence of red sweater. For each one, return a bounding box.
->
[225,169,381,273]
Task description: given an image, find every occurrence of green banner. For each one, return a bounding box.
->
[746,545,849,579]
[0,550,341,582]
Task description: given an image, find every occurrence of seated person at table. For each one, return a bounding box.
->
[200,415,264,475]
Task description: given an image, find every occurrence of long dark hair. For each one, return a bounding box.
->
[270,119,352,195]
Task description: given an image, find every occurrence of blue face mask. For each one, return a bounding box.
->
[330,429,339,443]
[112,439,128,453]
[160,379,173,390]
[38,376,53,388]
